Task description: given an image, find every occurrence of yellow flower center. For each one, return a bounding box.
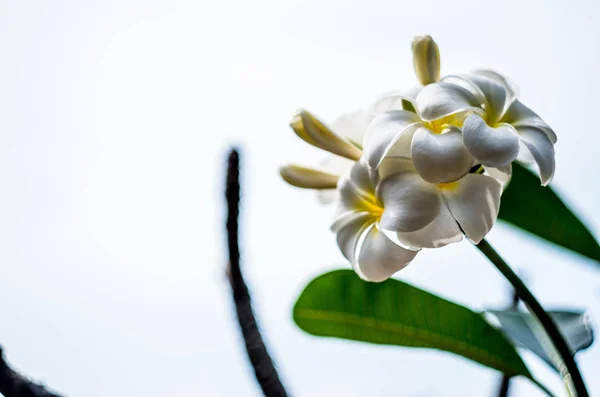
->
[437,181,459,191]
[359,192,385,217]
[425,113,465,134]
[427,119,449,134]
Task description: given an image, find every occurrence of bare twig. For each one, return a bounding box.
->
[225,149,288,397]
[0,346,62,397]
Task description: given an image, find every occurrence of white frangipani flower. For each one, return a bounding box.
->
[364,35,553,187]
[362,84,484,184]
[365,68,555,187]
[331,159,419,282]
[436,73,557,185]
[280,33,556,282]
[332,155,502,281]
[280,106,505,282]
[374,156,502,247]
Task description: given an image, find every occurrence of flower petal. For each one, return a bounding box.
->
[517,140,535,164]
[290,110,362,160]
[442,74,507,124]
[335,212,374,263]
[327,160,378,210]
[318,153,355,175]
[440,75,485,103]
[442,174,502,244]
[317,189,338,205]
[337,172,379,214]
[402,85,423,101]
[279,164,339,189]
[377,156,417,181]
[349,158,376,196]
[332,110,368,146]
[377,171,441,232]
[369,89,420,117]
[363,110,422,169]
[501,100,557,144]
[315,154,355,204]
[393,203,463,249]
[381,124,422,161]
[483,164,512,189]
[462,114,520,167]
[411,126,473,183]
[466,75,507,125]
[416,82,483,121]
[517,127,556,186]
[355,224,419,282]
[472,70,519,106]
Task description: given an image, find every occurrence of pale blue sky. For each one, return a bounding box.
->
[0,1,598,396]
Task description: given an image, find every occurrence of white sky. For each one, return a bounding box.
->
[0,0,599,396]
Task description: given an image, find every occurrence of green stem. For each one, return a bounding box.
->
[475,239,589,397]
[531,376,559,397]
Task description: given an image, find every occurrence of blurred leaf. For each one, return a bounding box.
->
[487,309,594,372]
[499,163,600,263]
[294,270,532,377]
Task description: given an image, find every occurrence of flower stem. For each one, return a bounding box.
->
[475,239,589,397]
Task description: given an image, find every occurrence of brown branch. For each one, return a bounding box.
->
[0,346,62,397]
[225,149,288,397]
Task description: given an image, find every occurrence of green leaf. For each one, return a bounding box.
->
[401,99,417,113]
[499,163,600,262]
[487,309,594,372]
[294,269,532,378]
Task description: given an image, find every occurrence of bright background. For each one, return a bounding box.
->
[0,1,598,396]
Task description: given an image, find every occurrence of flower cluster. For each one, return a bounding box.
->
[281,36,556,282]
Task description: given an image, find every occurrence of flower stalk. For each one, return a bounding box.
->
[475,239,589,397]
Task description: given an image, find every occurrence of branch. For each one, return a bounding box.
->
[225,149,288,397]
[0,346,62,397]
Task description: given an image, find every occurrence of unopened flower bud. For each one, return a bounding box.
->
[290,110,362,161]
[280,165,339,189]
[412,35,440,85]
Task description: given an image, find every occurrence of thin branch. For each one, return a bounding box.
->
[0,346,62,397]
[225,149,288,397]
